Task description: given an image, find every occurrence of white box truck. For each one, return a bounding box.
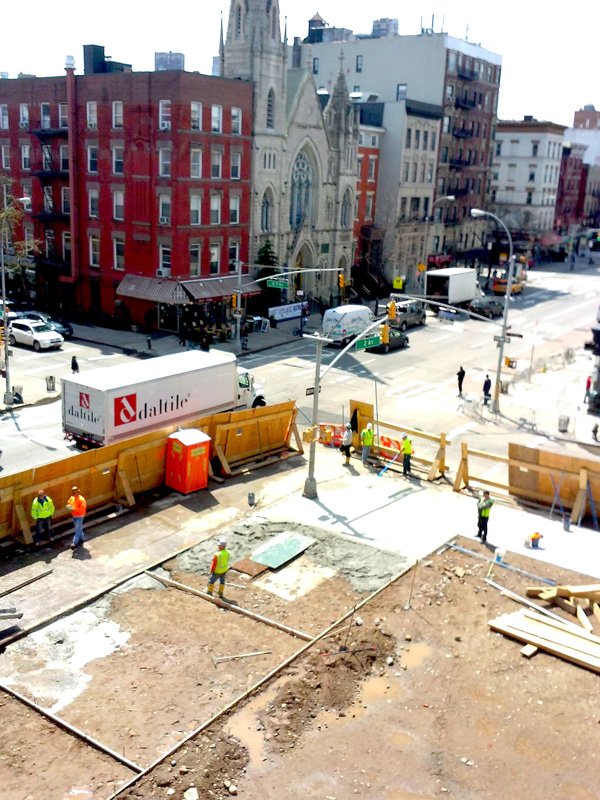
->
[62,351,266,449]
[322,304,375,346]
[425,267,478,307]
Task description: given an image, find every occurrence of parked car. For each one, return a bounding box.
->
[9,320,64,351]
[17,310,73,338]
[390,299,427,331]
[468,297,504,319]
[367,328,409,354]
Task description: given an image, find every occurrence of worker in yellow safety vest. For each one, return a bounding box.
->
[31,489,55,544]
[477,491,494,542]
[207,538,230,598]
[401,433,412,476]
[360,422,374,465]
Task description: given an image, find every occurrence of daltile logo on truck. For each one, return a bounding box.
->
[66,392,101,424]
[114,392,190,426]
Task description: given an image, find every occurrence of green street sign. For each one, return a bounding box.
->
[356,335,380,350]
[266,279,288,289]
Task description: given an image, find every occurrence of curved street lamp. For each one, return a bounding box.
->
[1,195,31,405]
[421,194,455,296]
[470,207,514,414]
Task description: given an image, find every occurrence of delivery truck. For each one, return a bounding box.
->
[62,350,266,449]
[425,267,478,307]
[322,304,375,346]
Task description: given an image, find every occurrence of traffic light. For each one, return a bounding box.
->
[379,323,389,344]
[387,300,396,320]
[338,271,345,289]
[231,293,237,309]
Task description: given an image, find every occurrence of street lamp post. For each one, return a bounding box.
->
[471,208,514,414]
[1,196,30,405]
[302,334,328,499]
[421,195,455,295]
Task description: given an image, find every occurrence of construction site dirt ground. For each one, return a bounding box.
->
[1,523,599,800]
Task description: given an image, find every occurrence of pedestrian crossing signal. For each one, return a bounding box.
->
[231,294,237,309]
[387,300,396,320]
[379,323,389,344]
[338,271,345,289]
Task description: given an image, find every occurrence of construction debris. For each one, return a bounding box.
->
[525,582,600,633]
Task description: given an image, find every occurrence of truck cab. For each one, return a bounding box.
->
[237,368,266,408]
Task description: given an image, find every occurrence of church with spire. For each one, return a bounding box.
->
[220,1,359,302]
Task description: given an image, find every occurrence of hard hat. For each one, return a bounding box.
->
[218,538,227,546]
[346,422,351,428]
[367,423,373,430]
[401,433,407,439]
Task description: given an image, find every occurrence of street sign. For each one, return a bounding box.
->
[506,332,524,338]
[505,358,517,369]
[306,386,322,396]
[493,335,508,343]
[417,262,426,272]
[267,279,288,289]
[356,336,380,350]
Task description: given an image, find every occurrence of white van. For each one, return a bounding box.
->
[322,304,375,346]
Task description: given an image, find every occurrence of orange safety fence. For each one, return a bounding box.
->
[318,423,345,447]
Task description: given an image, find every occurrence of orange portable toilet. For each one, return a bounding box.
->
[165,429,211,494]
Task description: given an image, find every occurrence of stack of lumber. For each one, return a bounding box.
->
[526,583,600,633]
[489,609,600,674]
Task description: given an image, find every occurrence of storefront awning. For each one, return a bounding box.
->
[116,274,263,305]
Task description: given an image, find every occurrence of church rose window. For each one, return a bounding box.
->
[289,151,313,229]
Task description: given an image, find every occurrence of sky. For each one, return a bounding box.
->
[2,1,599,127]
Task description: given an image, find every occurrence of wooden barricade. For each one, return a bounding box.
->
[453,443,510,492]
[0,402,301,543]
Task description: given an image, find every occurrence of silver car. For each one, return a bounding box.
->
[391,300,427,332]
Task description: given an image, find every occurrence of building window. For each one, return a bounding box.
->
[365,193,373,220]
[368,156,376,181]
[496,142,502,156]
[40,103,51,129]
[528,170,536,182]
[210,194,221,224]
[88,188,99,218]
[209,242,220,274]
[289,150,313,228]
[229,240,240,272]
[403,161,409,181]
[230,195,240,224]
[412,163,418,182]
[112,101,124,129]
[87,101,98,128]
[267,89,275,129]
[356,55,363,72]
[211,104,222,133]
[211,150,222,178]
[399,197,407,219]
[405,128,412,148]
[60,145,69,172]
[357,154,363,177]
[443,116,451,134]
[312,57,319,74]
[62,232,71,263]
[160,245,171,271]
[410,197,420,219]
[431,131,437,151]
[59,103,68,129]
[526,191,533,205]
[159,193,171,223]
[21,145,30,171]
[427,162,434,182]
[189,243,201,276]
[88,146,98,173]
[420,163,426,182]
[43,185,53,212]
[159,149,171,177]
[113,190,124,221]
[159,100,171,130]
[19,104,29,127]
[190,148,202,178]
[340,192,351,228]
[1,104,9,130]
[0,145,10,170]
[89,235,100,267]
[445,84,454,102]
[396,83,407,101]
[191,102,202,130]
[231,107,242,135]
[112,146,124,175]
[532,142,539,156]
[61,186,70,215]
[423,130,429,150]
[190,194,201,225]
[261,191,273,232]
[415,130,421,150]
[113,238,125,270]
[230,151,241,180]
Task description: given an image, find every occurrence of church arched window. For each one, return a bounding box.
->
[261,190,274,232]
[289,151,313,229]
[271,10,278,40]
[267,89,275,129]
[235,5,242,39]
[341,191,352,229]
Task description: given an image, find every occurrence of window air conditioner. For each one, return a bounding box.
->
[160,121,171,130]
[156,268,171,277]
[159,216,170,224]
[19,122,28,129]
[88,122,97,129]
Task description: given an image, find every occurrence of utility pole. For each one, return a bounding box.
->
[303,335,328,499]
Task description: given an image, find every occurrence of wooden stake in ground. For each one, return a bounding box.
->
[404,561,418,611]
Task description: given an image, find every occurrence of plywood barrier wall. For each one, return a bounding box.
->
[0,402,298,543]
[508,443,600,517]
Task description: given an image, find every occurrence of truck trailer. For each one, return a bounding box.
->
[62,350,266,448]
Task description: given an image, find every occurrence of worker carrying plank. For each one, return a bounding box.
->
[207,538,230,599]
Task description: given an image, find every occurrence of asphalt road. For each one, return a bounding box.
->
[1,262,599,477]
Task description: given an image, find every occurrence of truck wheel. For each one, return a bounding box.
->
[253,398,266,408]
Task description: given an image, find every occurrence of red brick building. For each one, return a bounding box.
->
[0,46,255,330]
[574,104,600,130]
[554,142,586,235]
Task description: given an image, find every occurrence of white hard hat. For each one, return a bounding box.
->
[218,538,227,546]
[367,423,373,429]
[402,433,407,439]
[346,422,351,428]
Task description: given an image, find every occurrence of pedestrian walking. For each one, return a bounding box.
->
[360,422,374,465]
[483,374,492,406]
[340,422,353,466]
[31,489,55,543]
[585,375,592,403]
[401,433,412,476]
[593,423,599,442]
[476,490,494,542]
[67,486,87,549]
[457,366,465,397]
[207,538,230,599]
[178,323,188,347]
[71,356,79,374]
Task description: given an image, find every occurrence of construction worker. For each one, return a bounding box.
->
[477,490,494,542]
[360,422,374,465]
[67,486,87,549]
[401,433,412,476]
[207,538,230,598]
[31,489,55,544]
[341,422,353,466]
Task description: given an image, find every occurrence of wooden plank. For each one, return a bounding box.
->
[0,569,53,599]
[539,588,558,601]
[552,596,578,616]
[520,644,538,658]
[525,587,546,598]
[468,477,511,491]
[593,603,600,625]
[577,605,594,633]
[15,503,33,545]
[520,609,600,645]
[230,557,270,578]
[117,470,135,507]
[376,419,442,444]
[558,584,600,598]
[467,448,510,464]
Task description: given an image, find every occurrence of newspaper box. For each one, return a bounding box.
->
[165,429,211,494]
